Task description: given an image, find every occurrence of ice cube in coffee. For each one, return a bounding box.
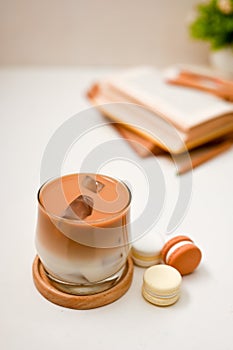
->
[82,175,105,193]
[35,174,131,295]
[62,195,94,220]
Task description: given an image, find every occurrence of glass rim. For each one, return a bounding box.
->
[37,173,131,225]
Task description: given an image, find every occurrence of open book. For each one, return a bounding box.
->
[87,66,233,154]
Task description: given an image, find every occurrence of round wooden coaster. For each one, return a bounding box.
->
[32,255,134,309]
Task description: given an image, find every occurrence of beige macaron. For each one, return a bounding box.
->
[131,232,164,267]
[142,264,182,306]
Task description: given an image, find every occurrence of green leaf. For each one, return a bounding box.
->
[189,0,233,50]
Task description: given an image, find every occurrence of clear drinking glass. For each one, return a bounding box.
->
[35,173,131,295]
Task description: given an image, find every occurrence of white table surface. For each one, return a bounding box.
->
[1,67,233,350]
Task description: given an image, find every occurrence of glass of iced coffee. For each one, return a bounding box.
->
[35,173,131,295]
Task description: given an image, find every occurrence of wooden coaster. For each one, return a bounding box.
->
[32,255,134,309]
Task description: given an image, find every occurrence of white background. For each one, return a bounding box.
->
[0,0,208,66]
[1,67,233,350]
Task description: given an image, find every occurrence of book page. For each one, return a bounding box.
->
[108,67,233,132]
[89,87,186,153]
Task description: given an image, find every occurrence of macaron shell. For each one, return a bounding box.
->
[142,286,180,306]
[167,244,202,275]
[161,235,193,262]
[143,264,182,294]
[131,232,164,267]
[131,250,161,267]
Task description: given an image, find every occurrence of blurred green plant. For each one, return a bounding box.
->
[189,0,233,50]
